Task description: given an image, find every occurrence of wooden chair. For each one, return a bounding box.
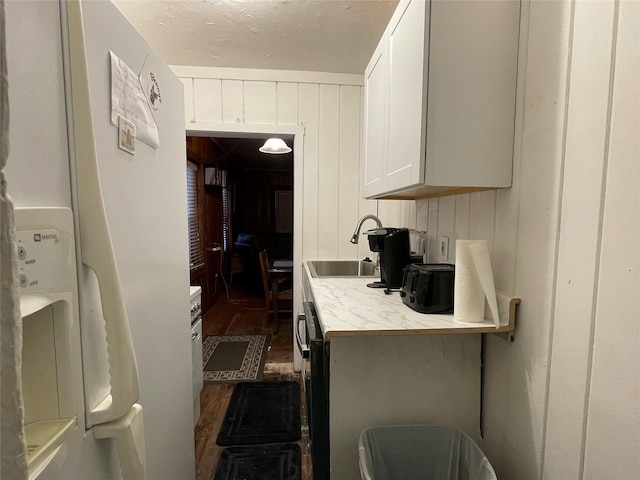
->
[258,250,293,333]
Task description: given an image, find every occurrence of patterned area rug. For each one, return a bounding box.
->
[202,335,270,383]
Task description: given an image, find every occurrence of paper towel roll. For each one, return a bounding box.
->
[454,240,500,327]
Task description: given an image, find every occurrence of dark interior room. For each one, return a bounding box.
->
[186,135,294,313]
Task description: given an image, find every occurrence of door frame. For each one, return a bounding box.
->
[186,122,305,371]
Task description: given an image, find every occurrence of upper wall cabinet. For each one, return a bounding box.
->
[364,0,521,200]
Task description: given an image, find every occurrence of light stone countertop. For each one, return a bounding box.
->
[303,261,518,339]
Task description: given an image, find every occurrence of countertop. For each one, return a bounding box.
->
[303,261,518,339]
[189,285,202,302]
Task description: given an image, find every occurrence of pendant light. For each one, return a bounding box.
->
[259,138,291,154]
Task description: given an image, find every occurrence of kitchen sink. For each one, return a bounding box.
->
[307,260,378,278]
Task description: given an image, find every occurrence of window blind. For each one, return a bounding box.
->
[187,162,204,270]
[222,187,231,252]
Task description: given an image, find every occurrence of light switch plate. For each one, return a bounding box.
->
[439,236,449,262]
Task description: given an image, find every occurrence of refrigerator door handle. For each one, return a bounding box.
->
[94,403,146,480]
[66,0,140,426]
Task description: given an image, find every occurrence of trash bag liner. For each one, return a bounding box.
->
[359,425,496,480]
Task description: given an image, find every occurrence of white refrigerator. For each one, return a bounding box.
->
[2,1,195,479]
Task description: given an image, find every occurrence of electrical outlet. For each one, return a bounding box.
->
[439,236,449,262]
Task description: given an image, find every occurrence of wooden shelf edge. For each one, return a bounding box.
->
[490,292,520,341]
[369,185,510,201]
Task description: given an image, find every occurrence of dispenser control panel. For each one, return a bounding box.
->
[14,208,74,294]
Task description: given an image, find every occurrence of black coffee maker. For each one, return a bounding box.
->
[365,228,410,289]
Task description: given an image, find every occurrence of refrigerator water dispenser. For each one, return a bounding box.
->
[15,207,83,476]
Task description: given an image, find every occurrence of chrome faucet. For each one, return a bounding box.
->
[350,214,383,244]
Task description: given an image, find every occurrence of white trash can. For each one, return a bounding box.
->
[358,425,497,480]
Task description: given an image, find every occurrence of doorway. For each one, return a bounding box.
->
[211,136,293,303]
[186,133,296,317]
[186,125,305,371]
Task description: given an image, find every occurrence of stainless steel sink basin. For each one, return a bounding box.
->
[307,260,378,278]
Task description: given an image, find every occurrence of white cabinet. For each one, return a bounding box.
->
[363,36,388,197]
[386,0,429,193]
[363,0,521,200]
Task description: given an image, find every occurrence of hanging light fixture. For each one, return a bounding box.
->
[259,138,291,154]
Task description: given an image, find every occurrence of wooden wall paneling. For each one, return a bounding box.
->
[276,82,299,126]
[317,84,340,259]
[299,83,320,260]
[337,86,362,260]
[376,200,399,226]
[383,200,417,230]
[240,171,267,232]
[408,201,417,230]
[204,186,224,308]
[436,196,456,262]
[244,81,277,125]
[493,191,520,293]
[292,131,305,317]
[454,194,471,241]
[495,1,570,476]
[480,0,530,469]
[466,190,496,291]
[194,78,222,123]
[172,66,363,88]
[468,191,496,257]
[221,80,244,124]
[357,88,377,260]
[426,198,440,262]
[180,77,194,124]
[584,3,639,474]
[544,2,618,477]
[186,137,204,164]
[415,199,429,234]
[481,129,522,478]
[401,201,413,228]
[187,136,221,165]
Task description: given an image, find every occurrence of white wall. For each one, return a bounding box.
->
[381,1,640,478]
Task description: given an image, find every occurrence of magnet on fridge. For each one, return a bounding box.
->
[118,116,136,155]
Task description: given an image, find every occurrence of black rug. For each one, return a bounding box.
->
[216,381,301,446]
[213,443,301,480]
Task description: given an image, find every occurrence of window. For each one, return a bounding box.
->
[222,187,232,252]
[187,161,204,270]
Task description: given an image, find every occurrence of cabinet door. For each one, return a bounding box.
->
[385,0,429,193]
[363,36,388,198]
[425,0,519,187]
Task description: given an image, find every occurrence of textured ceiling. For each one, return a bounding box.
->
[113,0,398,74]
[114,1,398,169]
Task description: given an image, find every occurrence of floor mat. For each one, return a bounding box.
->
[213,443,301,480]
[216,381,301,446]
[202,335,269,383]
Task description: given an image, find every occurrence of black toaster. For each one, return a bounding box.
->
[400,264,455,314]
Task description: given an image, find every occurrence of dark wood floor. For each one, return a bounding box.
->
[194,277,311,480]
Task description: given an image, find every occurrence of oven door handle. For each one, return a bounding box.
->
[295,313,310,359]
